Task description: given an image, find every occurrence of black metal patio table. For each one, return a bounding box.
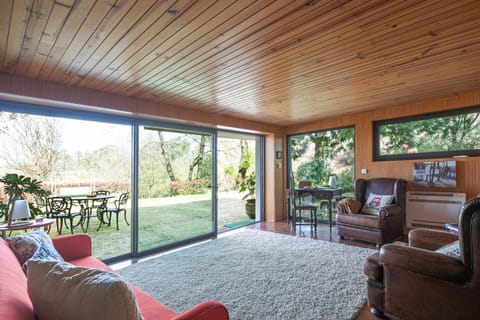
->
[69,194,114,231]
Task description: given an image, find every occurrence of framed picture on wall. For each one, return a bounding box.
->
[413,160,456,188]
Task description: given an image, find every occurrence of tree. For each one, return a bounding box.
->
[157,131,177,182]
[139,140,166,198]
[379,113,480,155]
[290,127,354,185]
[139,129,212,197]
[0,113,62,180]
[188,135,210,181]
[238,140,253,179]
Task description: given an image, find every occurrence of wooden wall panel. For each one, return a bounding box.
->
[287,89,480,200]
[0,72,283,134]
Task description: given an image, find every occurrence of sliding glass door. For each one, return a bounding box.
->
[137,125,215,252]
[217,131,262,231]
[1,100,264,260]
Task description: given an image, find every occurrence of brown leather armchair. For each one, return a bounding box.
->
[364,197,480,320]
[337,178,407,247]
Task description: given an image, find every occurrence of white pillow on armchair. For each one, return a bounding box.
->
[361,193,394,215]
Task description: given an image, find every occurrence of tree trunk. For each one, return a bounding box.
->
[157,131,176,182]
[196,135,206,179]
[188,135,207,181]
[238,140,249,179]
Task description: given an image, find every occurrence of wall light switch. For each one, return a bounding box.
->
[361,168,368,174]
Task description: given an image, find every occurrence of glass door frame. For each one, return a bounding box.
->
[216,130,265,229]
[132,119,218,258]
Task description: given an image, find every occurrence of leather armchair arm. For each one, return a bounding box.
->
[378,204,401,218]
[408,228,458,250]
[172,300,229,320]
[380,244,468,283]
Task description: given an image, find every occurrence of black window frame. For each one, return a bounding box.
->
[373,105,480,161]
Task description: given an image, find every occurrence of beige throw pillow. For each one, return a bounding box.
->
[27,260,143,320]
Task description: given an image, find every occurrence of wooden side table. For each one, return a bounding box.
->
[295,187,343,230]
[0,218,55,238]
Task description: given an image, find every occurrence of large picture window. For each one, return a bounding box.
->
[374,106,480,161]
[287,126,355,222]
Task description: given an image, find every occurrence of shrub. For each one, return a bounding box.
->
[42,181,130,195]
[169,179,211,196]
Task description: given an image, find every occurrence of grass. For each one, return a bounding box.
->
[137,200,212,252]
[6,193,339,260]
[7,197,341,260]
[40,194,251,260]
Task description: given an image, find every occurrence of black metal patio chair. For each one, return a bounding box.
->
[48,197,84,234]
[99,192,130,230]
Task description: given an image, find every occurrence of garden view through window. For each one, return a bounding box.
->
[375,106,480,160]
[0,105,263,261]
[0,111,132,260]
[138,126,215,252]
[288,126,355,222]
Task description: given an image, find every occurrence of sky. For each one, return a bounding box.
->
[58,118,131,153]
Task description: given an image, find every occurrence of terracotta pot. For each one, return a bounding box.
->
[245,199,256,219]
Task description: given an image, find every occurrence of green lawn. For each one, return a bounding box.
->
[85,200,212,259]
[7,194,341,260]
[137,200,212,252]
[69,197,248,260]
[6,195,252,260]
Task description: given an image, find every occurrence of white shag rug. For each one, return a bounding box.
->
[118,229,375,320]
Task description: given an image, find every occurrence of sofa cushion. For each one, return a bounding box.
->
[6,230,63,269]
[67,256,177,320]
[27,260,143,320]
[130,284,177,320]
[336,212,383,228]
[0,238,34,320]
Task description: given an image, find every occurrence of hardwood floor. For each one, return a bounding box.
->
[245,221,378,320]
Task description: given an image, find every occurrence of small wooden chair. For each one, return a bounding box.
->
[287,174,317,230]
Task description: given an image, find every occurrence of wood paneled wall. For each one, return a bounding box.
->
[287,89,480,201]
[0,73,284,135]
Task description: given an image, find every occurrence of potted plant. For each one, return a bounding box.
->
[0,173,48,223]
[239,172,256,219]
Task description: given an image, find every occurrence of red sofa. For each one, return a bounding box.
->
[0,233,229,320]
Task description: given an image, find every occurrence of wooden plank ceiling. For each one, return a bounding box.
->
[1,0,479,126]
